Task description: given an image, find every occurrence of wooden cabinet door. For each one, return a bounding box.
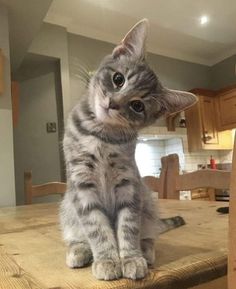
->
[217,89,236,130]
[200,96,219,145]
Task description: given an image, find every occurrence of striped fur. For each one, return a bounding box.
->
[60,19,196,281]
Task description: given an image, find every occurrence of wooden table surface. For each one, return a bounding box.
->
[0,200,229,289]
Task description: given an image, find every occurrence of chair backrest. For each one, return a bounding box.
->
[24,171,66,205]
[163,154,231,200]
[142,154,168,199]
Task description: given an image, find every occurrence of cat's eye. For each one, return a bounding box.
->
[113,72,125,88]
[130,100,145,113]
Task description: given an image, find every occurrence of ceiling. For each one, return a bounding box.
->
[44,0,236,66]
[1,0,52,72]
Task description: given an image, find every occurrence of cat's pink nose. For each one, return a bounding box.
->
[109,100,120,110]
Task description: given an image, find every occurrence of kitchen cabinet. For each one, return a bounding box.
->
[191,188,215,201]
[216,87,236,131]
[185,89,233,152]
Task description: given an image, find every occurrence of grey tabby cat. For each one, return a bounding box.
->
[60,19,197,281]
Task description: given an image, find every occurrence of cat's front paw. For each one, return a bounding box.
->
[121,256,148,280]
[66,244,92,268]
[92,259,122,280]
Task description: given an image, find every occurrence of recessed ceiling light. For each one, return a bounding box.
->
[200,15,209,25]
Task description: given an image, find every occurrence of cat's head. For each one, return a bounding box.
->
[88,19,197,130]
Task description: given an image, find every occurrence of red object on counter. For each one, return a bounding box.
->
[210,155,217,169]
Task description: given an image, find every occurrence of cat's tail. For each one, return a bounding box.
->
[159,216,185,234]
[216,207,229,214]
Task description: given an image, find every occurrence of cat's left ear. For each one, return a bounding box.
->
[112,19,148,60]
[161,88,198,114]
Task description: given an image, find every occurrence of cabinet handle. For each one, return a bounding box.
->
[202,134,212,142]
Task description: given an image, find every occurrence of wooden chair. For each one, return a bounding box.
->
[163,154,230,200]
[163,137,236,289]
[142,155,168,198]
[24,171,66,204]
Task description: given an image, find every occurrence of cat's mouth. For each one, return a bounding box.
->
[101,105,120,119]
[94,95,128,126]
[96,104,128,127]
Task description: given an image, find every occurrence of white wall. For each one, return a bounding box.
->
[0,5,16,207]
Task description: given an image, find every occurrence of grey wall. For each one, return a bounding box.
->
[14,61,62,205]
[147,53,211,91]
[29,23,71,119]
[210,55,236,90]
[0,5,16,207]
[68,34,114,107]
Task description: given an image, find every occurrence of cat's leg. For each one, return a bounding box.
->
[81,210,121,280]
[115,182,148,280]
[140,189,159,266]
[141,238,155,265]
[73,189,122,280]
[60,196,92,268]
[117,205,148,279]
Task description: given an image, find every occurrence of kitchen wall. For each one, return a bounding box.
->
[68,33,114,107]
[135,137,231,177]
[28,23,71,120]
[210,55,236,90]
[13,60,63,205]
[135,140,165,177]
[0,5,16,207]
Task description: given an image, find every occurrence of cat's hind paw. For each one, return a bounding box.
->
[121,256,148,280]
[92,259,122,280]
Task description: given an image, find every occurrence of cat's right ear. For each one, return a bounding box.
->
[112,19,149,60]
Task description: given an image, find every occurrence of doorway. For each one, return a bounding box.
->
[13,53,64,205]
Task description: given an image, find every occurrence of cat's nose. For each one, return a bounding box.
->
[109,100,120,110]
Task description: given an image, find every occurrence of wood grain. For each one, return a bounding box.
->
[0,247,46,289]
[0,201,229,289]
[190,276,227,289]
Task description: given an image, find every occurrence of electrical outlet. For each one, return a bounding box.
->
[46,122,57,133]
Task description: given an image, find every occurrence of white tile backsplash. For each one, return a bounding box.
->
[135,135,233,177]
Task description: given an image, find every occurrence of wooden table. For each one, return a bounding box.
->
[0,200,228,289]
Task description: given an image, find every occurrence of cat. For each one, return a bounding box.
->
[60,19,197,281]
[217,207,229,214]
